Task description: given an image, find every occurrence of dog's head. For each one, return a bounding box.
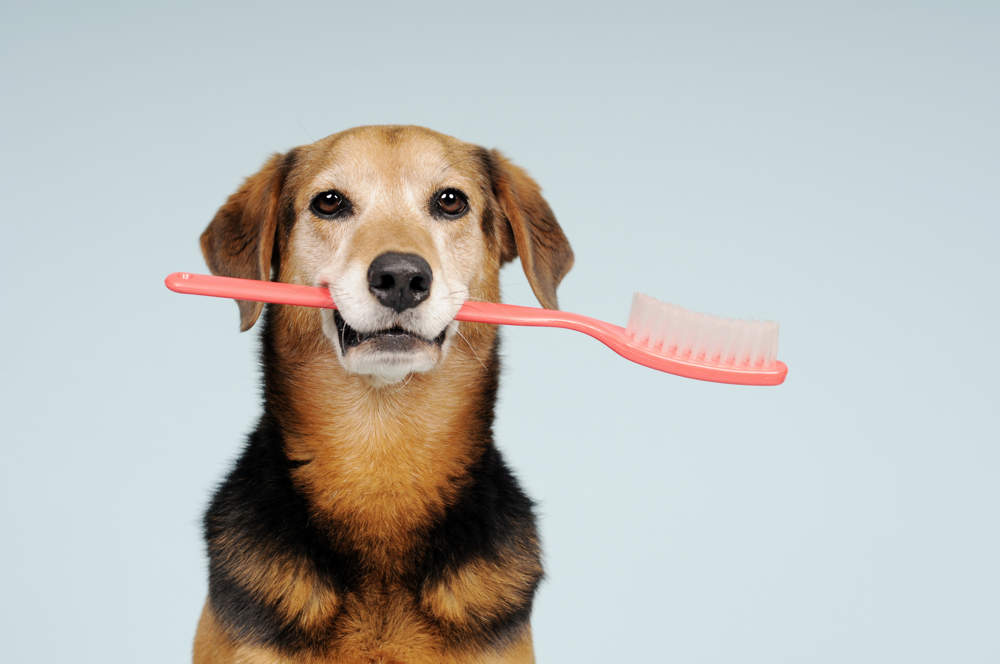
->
[200,125,573,385]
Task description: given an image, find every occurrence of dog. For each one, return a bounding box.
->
[192,125,574,663]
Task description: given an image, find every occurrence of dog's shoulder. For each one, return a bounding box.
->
[415,442,543,645]
[203,414,360,650]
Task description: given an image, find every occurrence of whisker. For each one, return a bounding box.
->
[455,326,487,371]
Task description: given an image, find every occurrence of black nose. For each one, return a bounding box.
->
[367,252,433,312]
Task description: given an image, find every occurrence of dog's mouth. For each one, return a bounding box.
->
[333,310,447,354]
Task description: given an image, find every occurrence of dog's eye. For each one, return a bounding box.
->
[433,189,469,219]
[310,190,350,218]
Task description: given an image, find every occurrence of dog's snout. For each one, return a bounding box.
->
[367,252,433,312]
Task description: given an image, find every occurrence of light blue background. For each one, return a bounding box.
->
[2,1,997,662]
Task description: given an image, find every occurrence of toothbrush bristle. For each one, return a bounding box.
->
[625,293,779,370]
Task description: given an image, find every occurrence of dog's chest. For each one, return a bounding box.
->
[322,586,445,661]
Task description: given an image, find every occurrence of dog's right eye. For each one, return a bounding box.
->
[310,190,351,218]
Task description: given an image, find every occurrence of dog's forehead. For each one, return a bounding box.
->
[293,126,483,195]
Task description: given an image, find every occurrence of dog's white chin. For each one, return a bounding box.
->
[341,348,440,386]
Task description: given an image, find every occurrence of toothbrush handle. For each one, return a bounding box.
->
[455,300,624,337]
[164,272,604,329]
[165,272,336,308]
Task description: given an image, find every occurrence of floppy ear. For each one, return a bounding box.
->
[200,152,293,331]
[483,149,574,310]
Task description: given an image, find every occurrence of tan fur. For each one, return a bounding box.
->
[486,150,574,310]
[420,540,543,630]
[210,533,341,631]
[280,337,498,570]
[196,598,535,664]
[347,212,439,275]
[194,600,238,663]
[195,126,571,663]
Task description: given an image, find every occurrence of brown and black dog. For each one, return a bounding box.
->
[193,126,573,663]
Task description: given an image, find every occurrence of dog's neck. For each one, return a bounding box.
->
[258,306,500,572]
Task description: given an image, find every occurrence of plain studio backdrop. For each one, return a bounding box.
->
[2,1,997,662]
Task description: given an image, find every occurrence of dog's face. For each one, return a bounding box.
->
[201,126,573,385]
[289,128,499,384]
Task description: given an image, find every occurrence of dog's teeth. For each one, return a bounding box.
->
[333,315,444,351]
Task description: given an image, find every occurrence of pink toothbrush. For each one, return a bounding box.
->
[165,272,787,386]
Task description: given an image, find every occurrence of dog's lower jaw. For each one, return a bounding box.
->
[321,311,457,386]
[366,371,410,388]
[337,345,443,386]
[359,358,432,387]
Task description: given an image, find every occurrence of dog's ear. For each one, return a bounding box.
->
[200,151,295,331]
[482,149,574,310]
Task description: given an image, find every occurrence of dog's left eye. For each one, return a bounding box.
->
[310,190,350,218]
[432,189,469,218]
